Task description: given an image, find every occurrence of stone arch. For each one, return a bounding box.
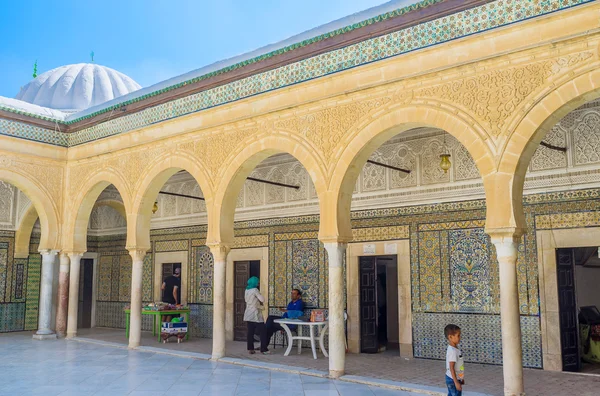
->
[0,168,60,250]
[325,104,495,241]
[493,67,600,231]
[129,151,213,250]
[14,204,38,258]
[65,170,131,252]
[210,133,328,245]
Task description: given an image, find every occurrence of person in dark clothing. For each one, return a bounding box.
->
[266,289,305,344]
[161,267,181,322]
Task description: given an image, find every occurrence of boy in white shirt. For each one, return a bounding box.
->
[444,324,464,396]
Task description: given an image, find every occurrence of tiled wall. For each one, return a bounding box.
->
[0,231,42,333]
[89,188,600,368]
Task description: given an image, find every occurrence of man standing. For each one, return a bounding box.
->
[266,289,305,344]
[162,267,181,305]
[161,267,181,322]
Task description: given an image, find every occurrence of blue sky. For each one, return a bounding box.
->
[0,0,387,98]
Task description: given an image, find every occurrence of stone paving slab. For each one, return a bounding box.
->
[74,328,600,395]
[0,332,421,396]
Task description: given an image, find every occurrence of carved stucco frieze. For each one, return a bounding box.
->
[179,127,259,187]
[0,154,64,215]
[275,97,392,164]
[106,147,166,193]
[416,52,593,138]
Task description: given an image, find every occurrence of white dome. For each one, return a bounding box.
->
[15,63,141,111]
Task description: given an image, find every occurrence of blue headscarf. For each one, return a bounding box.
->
[246,276,259,290]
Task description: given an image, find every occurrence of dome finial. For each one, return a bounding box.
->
[32,60,38,78]
[90,51,94,63]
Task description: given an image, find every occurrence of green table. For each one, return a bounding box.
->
[125,308,190,342]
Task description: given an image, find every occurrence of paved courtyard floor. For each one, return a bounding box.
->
[0,332,418,396]
[74,327,600,396]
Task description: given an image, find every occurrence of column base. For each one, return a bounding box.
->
[400,343,414,358]
[329,370,344,379]
[33,333,57,341]
[66,332,77,339]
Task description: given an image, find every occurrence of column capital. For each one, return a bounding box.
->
[485,227,526,243]
[323,242,347,269]
[63,251,86,259]
[127,247,148,262]
[207,243,230,261]
[38,249,59,257]
[319,235,353,244]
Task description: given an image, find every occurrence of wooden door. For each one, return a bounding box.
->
[360,256,378,353]
[79,259,94,328]
[234,261,250,341]
[556,248,580,372]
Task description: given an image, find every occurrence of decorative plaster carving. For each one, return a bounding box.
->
[573,111,600,166]
[179,127,259,183]
[421,139,450,185]
[89,205,126,230]
[0,181,14,225]
[417,52,593,137]
[275,97,392,162]
[13,159,63,211]
[529,125,567,171]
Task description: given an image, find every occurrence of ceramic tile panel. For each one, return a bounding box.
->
[118,254,132,302]
[0,242,7,302]
[190,246,213,304]
[142,253,153,302]
[188,303,213,338]
[95,301,153,331]
[449,228,492,313]
[0,302,25,332]
[412,312,542,368]
[24,254,40,330]
[155,239,189,252]
[13,259,25,301]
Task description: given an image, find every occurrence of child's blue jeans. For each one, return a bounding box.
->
[445,375,462,396]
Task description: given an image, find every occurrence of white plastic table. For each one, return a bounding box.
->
[274,319,328,360]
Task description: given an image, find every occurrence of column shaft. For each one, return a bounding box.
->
[493,236,525,396]
[55,253,70,337]
[34,250,58,339]
[66,253,84,338]
[324,242,347,378]
[209,244,230,360]
[128,249,147,348]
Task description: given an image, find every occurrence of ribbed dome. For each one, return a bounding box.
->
[15,63,141,111]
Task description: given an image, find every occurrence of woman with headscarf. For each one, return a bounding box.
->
[244,276,270,354]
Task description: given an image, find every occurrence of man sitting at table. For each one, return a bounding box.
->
[266,289,305,344]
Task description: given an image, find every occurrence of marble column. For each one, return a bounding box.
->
[209,244,230,360]
[491,233,525,396]
[55,253,70,337]
[324,242,347,378]
[128,248,147,348]
[66,253,84,339]
[33,250,58,340]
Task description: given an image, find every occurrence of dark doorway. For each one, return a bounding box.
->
[359,255,398,354]
[234,260,261,341]
[78,258,94,329]
[557,247,600,373]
